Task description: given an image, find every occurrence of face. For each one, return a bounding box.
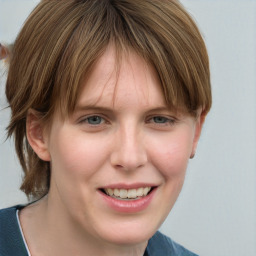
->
[39,46,203,246]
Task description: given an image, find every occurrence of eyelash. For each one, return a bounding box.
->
[146,116,177,126]
[79,115,176,127]
[79,115,108,126]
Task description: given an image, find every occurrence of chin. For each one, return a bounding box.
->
[103,233,151,247]
[95,220,158,246]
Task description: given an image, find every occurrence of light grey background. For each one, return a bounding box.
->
[0,1,256,255]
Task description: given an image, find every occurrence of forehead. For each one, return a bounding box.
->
[76,46,166,110]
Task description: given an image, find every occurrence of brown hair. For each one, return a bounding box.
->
[6,0,211,198]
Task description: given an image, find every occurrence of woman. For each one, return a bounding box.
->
[0,0,211,255]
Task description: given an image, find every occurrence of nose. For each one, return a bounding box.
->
[110,125,148,171]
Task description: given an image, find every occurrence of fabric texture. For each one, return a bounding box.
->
[0,206,28,256]
[144,231,198,256]
[0,205,198,256]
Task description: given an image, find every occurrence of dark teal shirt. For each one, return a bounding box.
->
[0,206,198,256]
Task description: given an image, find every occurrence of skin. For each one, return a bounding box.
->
[21,46,204,256]
[0,44,9,60]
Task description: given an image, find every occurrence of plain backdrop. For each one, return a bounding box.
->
[0,1,256,255]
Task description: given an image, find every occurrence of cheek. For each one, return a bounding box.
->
[49,133,109,179]
[149,132,193,178]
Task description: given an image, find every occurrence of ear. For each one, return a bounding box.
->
[0,44,9,60]
[190,112,206,159]
[26,109,51,161]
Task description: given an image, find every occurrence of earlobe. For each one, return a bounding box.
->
[26,109,51,162]
[190,113,206,159]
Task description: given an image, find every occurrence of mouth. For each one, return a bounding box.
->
[99,185,158,213]
[100,187,154,200]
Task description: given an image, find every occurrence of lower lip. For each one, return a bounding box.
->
[99,188,157,213]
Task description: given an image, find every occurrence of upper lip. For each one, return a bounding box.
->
[100,183,158,190]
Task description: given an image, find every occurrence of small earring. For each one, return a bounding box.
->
[190,153,195,159]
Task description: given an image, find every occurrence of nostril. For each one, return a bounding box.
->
[110,138,147,171]
[114,165,131,172]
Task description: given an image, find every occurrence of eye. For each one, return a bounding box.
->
[152,116,169,123]
[87,116,103,125]
[146,115,177,128]
[79,115,106,125]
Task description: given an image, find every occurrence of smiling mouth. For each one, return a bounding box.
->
[101,187,153,200]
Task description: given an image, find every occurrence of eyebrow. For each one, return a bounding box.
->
[74,105,115,114]
[74,104,174,114]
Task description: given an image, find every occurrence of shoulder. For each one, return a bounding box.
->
[0,205,19,233]
[146,231,198,256]
[0,205,28,256]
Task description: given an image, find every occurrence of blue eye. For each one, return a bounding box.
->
[78,115,109,131]
[146,115,176,128]
[153,116,169,123]
[86,116,103,125]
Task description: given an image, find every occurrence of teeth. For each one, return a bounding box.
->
[144,187,150,195]
[108,188,114,196]
[119,189,127,199]
[104,187,152,199]
[114,188,120,197]
[136,188,143,197]
[127,189,136,199]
